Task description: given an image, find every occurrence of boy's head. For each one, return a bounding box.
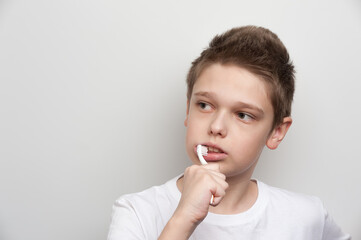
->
[184,26,295,178]
[186,25,295,130]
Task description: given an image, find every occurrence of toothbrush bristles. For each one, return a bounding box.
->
[200,145,208,156]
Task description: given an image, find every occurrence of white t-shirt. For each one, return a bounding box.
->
[107,175,351,240]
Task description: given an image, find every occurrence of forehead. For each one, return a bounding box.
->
[192,63,272,112]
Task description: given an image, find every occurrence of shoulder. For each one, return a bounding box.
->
[114,175,180,211]
[108,175,181,240]
[255,181,351,239]
[260,181,325,222]
[263,182,323,207]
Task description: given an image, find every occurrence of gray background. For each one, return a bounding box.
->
[1,0,360,239]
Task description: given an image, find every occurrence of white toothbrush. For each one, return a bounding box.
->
[197,145,208,165]
[196,144,214,205]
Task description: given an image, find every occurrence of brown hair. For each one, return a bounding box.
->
[186,26,295,130]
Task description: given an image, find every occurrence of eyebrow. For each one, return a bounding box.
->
[194,91,265,116]
[194,91,215,99]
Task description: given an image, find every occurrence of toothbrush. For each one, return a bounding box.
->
[197,144,208,165]
[196,144,214,205]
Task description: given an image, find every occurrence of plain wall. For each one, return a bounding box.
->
[1,0,360,239]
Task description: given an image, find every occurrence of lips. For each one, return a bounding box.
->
[194,143,228,162]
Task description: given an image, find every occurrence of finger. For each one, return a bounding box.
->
[208,170,226,180]
[185,164,228,192]
[211,196,223,206]
[208,179,227,198]
[202,163,221,172]
[209,186,226,206]
[211,176,229,190]
[202,164,226,178]
[201,165,228,189]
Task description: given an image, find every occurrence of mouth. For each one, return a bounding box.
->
[201,143,226,154]
[194,143,227,162]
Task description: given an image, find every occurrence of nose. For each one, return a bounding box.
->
[208,111,227,137]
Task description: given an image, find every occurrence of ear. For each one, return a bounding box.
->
[266,117,292,150]
[184,100,190,127]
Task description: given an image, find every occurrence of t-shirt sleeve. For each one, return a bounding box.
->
[321,204,351,240]
[107,197,145,240]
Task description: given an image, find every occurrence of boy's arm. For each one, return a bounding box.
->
[159,164,228,239]
[158,210,197,240]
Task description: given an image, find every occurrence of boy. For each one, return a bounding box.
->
[107,26,351,239]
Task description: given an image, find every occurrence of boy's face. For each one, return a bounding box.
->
[184,63,290,180]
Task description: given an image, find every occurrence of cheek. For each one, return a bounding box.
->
[185,114,208,159]
[186,112,206,135]
[185,118,201,145]
[185,116,197,143]
[185,126,198,164]
[230,126,268,156]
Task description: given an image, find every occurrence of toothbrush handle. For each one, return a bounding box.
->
[196,145,215,205]
[199,155,215,205]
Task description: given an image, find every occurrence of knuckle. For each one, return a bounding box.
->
[185,165,207,179]
[219,190,225,197]
[186,165,198,173]
[201,173,212,182]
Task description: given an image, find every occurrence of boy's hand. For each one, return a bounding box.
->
[176,163,228,224]
[159,164,228,240]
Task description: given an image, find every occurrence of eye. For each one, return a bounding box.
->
[237,112,253,122]
[198,102,212,111]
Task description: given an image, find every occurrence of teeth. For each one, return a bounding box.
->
[208,146,221,153]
